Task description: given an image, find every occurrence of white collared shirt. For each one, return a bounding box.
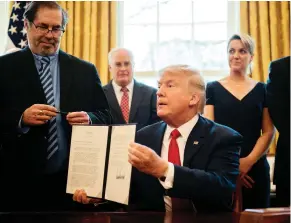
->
[112,80,134,109]
[160,114,199,212]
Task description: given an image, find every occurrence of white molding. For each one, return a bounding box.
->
[227,1,240,38]
[0,1,10,55]
[116,1,124,47]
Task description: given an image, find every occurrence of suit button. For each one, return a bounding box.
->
[44,136,47,140]
[165,190,168,196]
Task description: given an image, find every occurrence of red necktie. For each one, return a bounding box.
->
[168,129,181,165]
[120,87,129,123]
[168,129,193,211]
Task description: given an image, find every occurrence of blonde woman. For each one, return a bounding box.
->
[204,34,275,209]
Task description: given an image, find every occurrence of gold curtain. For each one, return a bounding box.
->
[9,1,13,12]
[240,1,290,154]
[58,1,117,85]
[240,1,290,82]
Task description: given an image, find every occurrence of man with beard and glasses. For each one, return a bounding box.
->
[103,48,160,131]
[0,1,111,211]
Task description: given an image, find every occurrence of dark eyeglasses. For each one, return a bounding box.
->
[31,22,65,37]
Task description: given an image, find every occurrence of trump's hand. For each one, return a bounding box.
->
[128,142,168,178]
[73,189,103,205]
[66,111,90,125]
[22,104,57,126]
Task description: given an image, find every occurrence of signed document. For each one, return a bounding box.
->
[66,124,136,205]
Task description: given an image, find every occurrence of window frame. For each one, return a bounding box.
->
[117,1,240,83]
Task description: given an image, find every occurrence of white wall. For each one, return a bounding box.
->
[0,1,10,55]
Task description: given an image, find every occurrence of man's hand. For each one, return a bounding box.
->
[66,111,90,125]
[73,189,103,204]
[22,104,57,126]
[128,142,168,178]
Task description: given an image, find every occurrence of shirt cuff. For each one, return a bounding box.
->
[159,162,174,189]
[87,113,92,124]
[18,114,30,134]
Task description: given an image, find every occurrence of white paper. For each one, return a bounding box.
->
[66,125,108,198]
[105,125,136,204]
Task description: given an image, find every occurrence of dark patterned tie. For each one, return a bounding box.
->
[120,87,129,123]
[39,57,58,160]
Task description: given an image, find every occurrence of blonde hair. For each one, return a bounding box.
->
[159,65,206,113]
[227,33,255,56]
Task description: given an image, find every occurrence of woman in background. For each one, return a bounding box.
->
[204,34,275,209]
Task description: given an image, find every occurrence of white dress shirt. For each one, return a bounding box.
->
[112,80,134,110]
[159,114,199,212]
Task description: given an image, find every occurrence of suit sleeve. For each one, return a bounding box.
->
[0,57,24,137]
[266,61,289,133]
[87,64,112,124]
[168,132,241,204]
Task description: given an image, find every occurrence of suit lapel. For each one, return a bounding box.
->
[105,81,125,121]
[183,115,208,167]
[22,48,46,103]
[59,50,73,110]
[129,80,143,122]
[150,122,167,156]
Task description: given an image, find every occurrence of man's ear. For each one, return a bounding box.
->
[189,94,199,106]
[24,19,29,30]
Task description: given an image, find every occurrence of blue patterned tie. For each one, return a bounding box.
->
[39,57,58,160]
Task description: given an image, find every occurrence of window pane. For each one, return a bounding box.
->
[158,25,192,69]
[124,25,157,71]
[195,40,228,70]
[134,75,158,88]
[159,0,192,24]
[193,0,227,23]
[121,0,238,78]
[194,23,227,41]
[124,0,157,24]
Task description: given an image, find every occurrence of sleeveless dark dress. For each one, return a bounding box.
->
[206,81,270,209]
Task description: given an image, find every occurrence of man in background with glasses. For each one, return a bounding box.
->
[0,1,110,211]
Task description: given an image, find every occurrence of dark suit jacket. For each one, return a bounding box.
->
[266,56,290,184]
[103,80,160,131]
[0,47,110,182]
[129,116,242,212]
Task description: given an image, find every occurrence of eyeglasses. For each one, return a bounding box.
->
[31,22,65,37]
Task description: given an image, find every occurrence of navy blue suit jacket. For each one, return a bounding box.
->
[266,56,290,183]
[103,80,160,131]
[0,48,111,175]
[129,115,242,212]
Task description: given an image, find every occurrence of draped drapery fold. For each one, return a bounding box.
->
[240,1,290,82]
[240,1,290,154]
[58,1,117,85]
